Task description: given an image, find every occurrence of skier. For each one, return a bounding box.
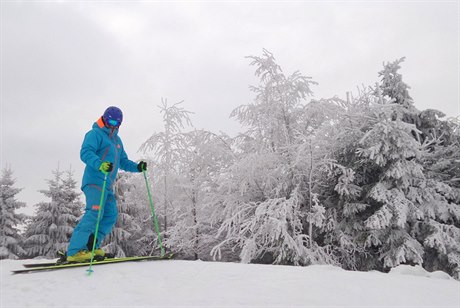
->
[66,106,147,262]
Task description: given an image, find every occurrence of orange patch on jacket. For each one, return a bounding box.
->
[97,117,105,128]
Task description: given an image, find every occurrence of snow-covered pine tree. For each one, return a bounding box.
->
[24,167,82,258]
[338,58,460,274]
[315,60,460,278]
[212,50,338,265]
[375,58,460,277]
[343,60,424,270]
[356,105,426,269]
[0,167,26,259]
[62,169,83,224]
[308,89,377,270]
[411,112,460,278]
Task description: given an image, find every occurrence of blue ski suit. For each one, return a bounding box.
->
[67,117,140,256]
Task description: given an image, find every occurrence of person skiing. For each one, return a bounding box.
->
[66,106,147,262]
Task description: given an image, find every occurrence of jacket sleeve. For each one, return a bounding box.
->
[80,130,103,170]
[119,140,140,173]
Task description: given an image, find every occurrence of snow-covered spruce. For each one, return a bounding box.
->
[23,168,82,258]
[0,167,27,259]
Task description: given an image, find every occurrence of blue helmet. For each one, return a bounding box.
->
[103,106,123,127]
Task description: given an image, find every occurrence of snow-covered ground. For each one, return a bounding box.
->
[1,259,459,307]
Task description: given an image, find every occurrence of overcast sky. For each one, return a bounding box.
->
[1,1,459,215]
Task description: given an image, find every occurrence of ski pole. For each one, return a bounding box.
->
[143,170,165,257]
[86,171,108,276]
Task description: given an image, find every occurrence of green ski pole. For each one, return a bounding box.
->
[86,171,108,276]
[143,170,165,257]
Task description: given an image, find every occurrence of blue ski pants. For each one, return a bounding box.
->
[67,185,118,256]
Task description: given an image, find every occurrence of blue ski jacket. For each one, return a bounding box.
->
[80,117,139,190]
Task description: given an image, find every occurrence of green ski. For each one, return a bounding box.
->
[13,254,173,274]
[22,251,116,268]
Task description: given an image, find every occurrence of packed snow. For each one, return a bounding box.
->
[1,259,459,307]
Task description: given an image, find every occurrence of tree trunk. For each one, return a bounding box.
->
[308,140,313,248]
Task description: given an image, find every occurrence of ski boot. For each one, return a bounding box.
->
[92,248,111,261]
[66,250,93,263]
[56,249,114,264]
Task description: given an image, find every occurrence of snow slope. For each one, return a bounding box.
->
[1,259,459,307]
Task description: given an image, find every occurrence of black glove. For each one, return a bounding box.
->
[137,161,147,172]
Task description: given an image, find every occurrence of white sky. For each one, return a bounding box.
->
[1,1,459,214]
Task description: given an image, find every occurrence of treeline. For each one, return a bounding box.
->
[1,50,459,279]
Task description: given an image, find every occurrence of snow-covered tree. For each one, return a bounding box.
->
[377,59,460,276]
[231,49,317,152]
[315,89,383,270]
[61,168,83,223]
[165,130,234,260]
[134,54,459,279]
[0,167,26,259]
[24,167,82,258]
[140,98,235,259]
[356,108,426,268]
[327,60,428,271]
[413,113,460,278]
[140,98,193,239]
[379,58,413,108]
[212,50,338,265]
[325,59,460,277]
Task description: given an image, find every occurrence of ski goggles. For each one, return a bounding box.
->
[107,119,120,127]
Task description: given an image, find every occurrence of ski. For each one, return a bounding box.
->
[23,261,67,268]
[23,257,112,268]
[13,254,173,274]
[22,252,117,268]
